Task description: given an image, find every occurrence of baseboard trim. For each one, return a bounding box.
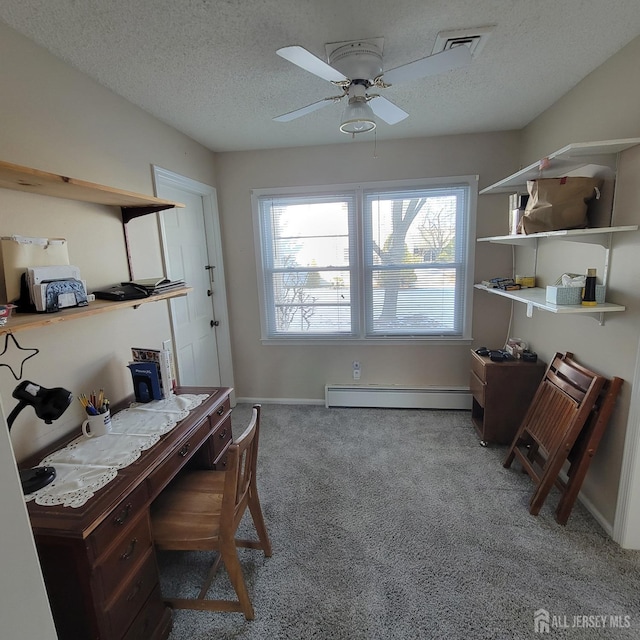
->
[325,384,472,409]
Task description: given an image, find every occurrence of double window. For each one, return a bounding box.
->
[252,177,477,342]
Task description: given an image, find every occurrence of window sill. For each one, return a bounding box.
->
[260,336,473,346]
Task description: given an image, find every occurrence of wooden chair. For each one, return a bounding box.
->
[554,375,622,524]
[503,352,607,520]
[151,404,272,619]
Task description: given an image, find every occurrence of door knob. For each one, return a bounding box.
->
[211,320,220,327]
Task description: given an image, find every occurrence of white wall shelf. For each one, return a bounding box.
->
[477,225,638,247]
[476,138,640,325]
[479,139,640,194]
[473,284,624,324]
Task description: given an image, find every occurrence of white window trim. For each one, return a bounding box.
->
[251,176,478,345]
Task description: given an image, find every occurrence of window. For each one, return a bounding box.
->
[252,177,477,342]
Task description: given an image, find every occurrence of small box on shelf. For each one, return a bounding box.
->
[546,284,606,305]
[545,286,582,305]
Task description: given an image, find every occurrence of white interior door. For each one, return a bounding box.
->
[152,167,234,396]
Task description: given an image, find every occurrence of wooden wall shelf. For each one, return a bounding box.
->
[0,158,185,280]
[0,287,192,335]
[0,160,184,216]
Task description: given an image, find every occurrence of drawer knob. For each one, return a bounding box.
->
[216,406,225,416]
[113,503,132,526]
[218,428,227,439]
[179,443,191,457]
[126,579,144,602]
[120,538,138,561]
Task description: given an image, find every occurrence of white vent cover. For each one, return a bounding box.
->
[432,26,494,58]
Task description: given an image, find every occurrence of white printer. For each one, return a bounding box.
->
[26,265,88,312]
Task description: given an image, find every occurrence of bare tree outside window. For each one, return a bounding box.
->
[372,198,425,322]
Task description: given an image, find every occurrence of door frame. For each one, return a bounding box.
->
[152,166,235,398]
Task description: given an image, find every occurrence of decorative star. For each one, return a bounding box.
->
[0,332,40,380]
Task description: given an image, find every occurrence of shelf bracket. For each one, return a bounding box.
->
[120,204,178,280]
[526,302,534,318]
[120,204,178,225]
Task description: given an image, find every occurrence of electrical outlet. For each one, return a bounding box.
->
[352,361,361,380]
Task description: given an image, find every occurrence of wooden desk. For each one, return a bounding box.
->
[25,386,232,640]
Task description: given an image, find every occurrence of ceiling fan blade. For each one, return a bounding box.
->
[368,96,409,125]
[383,45,472,85]
[276,46,347,83]
[273,98,337,122]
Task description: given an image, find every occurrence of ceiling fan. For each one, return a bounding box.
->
[273,39,472,135]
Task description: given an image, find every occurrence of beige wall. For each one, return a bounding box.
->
[512,36,640,528]
[520,36,640,165]
[0,23,218,461]
[215,132,520,401]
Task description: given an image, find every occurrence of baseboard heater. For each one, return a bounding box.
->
[325,384,472,409]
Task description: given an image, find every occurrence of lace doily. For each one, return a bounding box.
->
[25,393,210,508]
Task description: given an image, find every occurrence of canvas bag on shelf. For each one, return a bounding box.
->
[0,235,69,304]
[518,177,603,235]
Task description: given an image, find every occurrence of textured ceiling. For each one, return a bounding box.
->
[1,1,640,152]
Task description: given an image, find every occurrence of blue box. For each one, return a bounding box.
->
[127,361,162,402]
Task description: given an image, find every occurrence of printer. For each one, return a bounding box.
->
[26,265,88,312]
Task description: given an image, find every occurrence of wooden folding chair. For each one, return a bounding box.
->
[554,375,622,524]
[151,404,272,619]
[503,352,607,520]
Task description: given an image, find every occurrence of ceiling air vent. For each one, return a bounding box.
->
[432,26,494,58]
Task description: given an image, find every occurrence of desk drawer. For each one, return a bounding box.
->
[122,584,169,640]
[212,415,232,459]
[214,452,230,471]
[94,513,153,602]
[104,547,158,639]
[211,395,232,424]
[470,371,486,406]
[471,352,487,383]
[190,414,232,469]
[147,417,213,498]
[89,483,149,561]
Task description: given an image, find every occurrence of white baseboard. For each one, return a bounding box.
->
[325,384,472,409]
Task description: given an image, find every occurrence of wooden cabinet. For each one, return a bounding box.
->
[470,350,545,445]
[26,387,232,640]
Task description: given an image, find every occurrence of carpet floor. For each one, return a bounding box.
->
[159,403,640,639]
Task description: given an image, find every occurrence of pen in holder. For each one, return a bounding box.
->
[79,390,111,437]
[82,410,111,438]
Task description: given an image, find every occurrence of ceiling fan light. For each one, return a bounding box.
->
[339,98,376,134]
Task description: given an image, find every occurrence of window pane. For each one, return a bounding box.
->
[369,267,460,334]
[271,269,352,334]
[267,197,351,269]
[364,186,468,336]
[258,193,356,336]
